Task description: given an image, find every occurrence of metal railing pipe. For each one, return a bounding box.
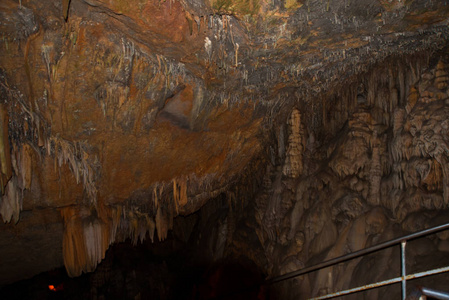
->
[401,241,407,300]
[420,287,449,300]
[265,222,449,285]
[309,266,449,300]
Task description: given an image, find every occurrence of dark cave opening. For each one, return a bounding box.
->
[0,196,267,300]
[0,246,266,300]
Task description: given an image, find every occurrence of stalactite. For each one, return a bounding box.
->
[419,159,442,192]
[137,217,147,244]
[50,137,98,204]
[153,184,164,210]
[146,214,156,242]
[62,207,89,278]
[0,176,21,223]
[124,210,155,245]
[0,75,96,205]
[155,205,168,241]
[83,219,106,272]
[168,198,174,231]
[229,49,449,298]
[0,104,12,193]
[173,177,188,213]
[0,104,20,223]
[109,206,121,243]
[19,144,33,190]
[406,86,419,113]
[129,212,139,245]
[367,71,376,107]
[173,180,178,213]
[398,62,406,106]
[61,207,111,277]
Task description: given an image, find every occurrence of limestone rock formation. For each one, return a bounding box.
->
[0,0,449,298]
[226,52,449,299]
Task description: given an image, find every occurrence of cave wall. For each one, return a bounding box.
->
[195,51,449,299]
[1,0,449,291]
[0,0,265,281]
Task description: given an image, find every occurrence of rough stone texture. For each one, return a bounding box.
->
[0,0,449,293]
[218,54,449,299]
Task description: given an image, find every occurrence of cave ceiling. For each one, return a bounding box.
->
[0,0,449,285]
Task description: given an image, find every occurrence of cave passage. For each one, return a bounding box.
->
[1,0,449,299]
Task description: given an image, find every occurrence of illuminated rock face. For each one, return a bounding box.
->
[0,0,449,293]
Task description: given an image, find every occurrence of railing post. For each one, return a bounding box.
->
[263,223,449,299]
[401,240,407,300]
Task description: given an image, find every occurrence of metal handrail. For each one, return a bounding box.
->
[265,222,449,299]
[418,287,449,300]
[310,266,449,300]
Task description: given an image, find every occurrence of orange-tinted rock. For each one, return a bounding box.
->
[1,0,449,286]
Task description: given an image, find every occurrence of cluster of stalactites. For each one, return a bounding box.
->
[61,207,114,278]
[0,101,33,223]
[325,57,449,219]
[153,177,188,241]
[0,132,99,224]
[49,137,98,204]
[388,58,449,215]
[0,78,101,225]
[250,56,449,299]
[0,144,33,223]
[0,103,15,222]
[61,176,190,277]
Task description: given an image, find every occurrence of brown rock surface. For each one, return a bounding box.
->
[1,0,449,295]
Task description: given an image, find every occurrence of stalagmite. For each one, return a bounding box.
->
[283,109,304,178]
[368,131,381,206]
[248,55,449,299]
[263,167,283,242]
[435,60,448,90]
[441,158,449,207]
[288,200,304,240]
[0,1,448,297]
[393,108,405,135]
